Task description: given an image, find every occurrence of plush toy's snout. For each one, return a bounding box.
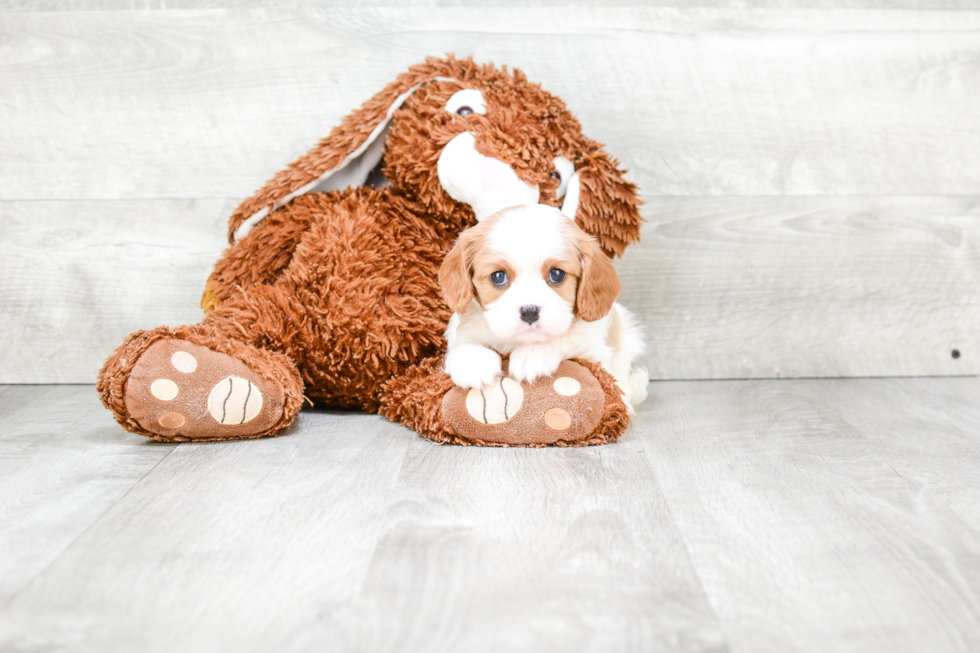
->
[437,131,540,222]
[430,89,583,224]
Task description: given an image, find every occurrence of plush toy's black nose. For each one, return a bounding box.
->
[520,305,540,324]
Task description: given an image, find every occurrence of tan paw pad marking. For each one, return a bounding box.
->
[545,408,572,431]
[553,377,581,396]
[158,412,185,429]
[150,379,179,401]
[171,351,198,373]
[465,378,524,425]
[208,376,264,425]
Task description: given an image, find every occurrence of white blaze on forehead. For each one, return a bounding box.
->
[486,205,571,268]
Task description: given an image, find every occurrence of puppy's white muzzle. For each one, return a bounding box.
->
[483,275,575,345]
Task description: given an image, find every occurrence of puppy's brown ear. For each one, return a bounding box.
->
[574,230,621,322]
[439,231,476,314]
[568,142,644,259]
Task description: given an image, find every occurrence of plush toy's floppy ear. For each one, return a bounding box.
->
[227,69,439,244]
[573,227,622,322]
[438,231,476,314]
[563,143,643,259]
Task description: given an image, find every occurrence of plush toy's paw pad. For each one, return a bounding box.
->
[464,378,524,424]
[442,360,605,445]
[207,376,264,425]
[125,339,284,440]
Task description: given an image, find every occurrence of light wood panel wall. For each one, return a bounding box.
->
[1,7,978,382]
[4,1,980,9]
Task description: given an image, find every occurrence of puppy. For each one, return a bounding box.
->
[439,204,649,412]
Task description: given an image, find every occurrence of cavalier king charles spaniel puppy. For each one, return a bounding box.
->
[439,204,648,412]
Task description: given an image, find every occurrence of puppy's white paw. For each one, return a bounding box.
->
[508,346,565,384]
[627,367,649,407]
[446,344,502,390]
[622,393,635,416]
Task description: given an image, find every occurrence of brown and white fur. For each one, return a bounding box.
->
[439,205,649,413]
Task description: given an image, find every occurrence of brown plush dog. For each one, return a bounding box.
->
[98,55,642,444]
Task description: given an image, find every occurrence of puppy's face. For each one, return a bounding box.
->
[440,205,621,345]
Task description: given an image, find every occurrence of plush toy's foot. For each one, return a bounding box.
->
[380,356,630,447]
[125,339,287,439]
[99,328,304,442]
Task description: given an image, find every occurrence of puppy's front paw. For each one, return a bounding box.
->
[446,345,502,390]
[508,346,565,384]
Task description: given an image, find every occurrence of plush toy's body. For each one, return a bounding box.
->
[98,56,643,445]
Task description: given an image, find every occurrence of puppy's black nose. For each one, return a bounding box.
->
[520,305,540,324]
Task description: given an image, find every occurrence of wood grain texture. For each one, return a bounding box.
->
[6,1,980,9]
[0,398,726,653]
[0,385,175,608]
[0,408,414,652]
[0,199,232,384]
[305,432,726,653]
[3,196,976,383]
[3,380,979,651]
[619,196,980,379]
[639,376,980,653]
[2,9,980,200]
[0,0,980,7]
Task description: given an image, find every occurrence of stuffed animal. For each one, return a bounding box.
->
[97,55,643,446]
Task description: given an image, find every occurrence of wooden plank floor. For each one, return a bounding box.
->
[2,378,979,652]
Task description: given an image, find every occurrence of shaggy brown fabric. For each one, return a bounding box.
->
[99,55,643,443]
[98,326,304,442]
[203,189,456,412]
[380,356,630,447]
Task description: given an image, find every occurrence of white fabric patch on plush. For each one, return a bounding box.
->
[437,132,540,222]
[233,206,270,242]
[553,376,581,396]
[171,351,198,374]
[552,156,575,199]
[233,83,425,243]
[150,378,179,401]
[560,172,580,221]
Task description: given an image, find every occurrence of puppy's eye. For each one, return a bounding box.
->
[457,106,474,117]
[550,171,561,182]
[548,268,566,284]
[490,270,508,286]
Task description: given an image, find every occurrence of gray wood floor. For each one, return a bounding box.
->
[2,379,979,652]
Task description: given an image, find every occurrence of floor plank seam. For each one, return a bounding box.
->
[0,442,180,614]
[631,432,735,652]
